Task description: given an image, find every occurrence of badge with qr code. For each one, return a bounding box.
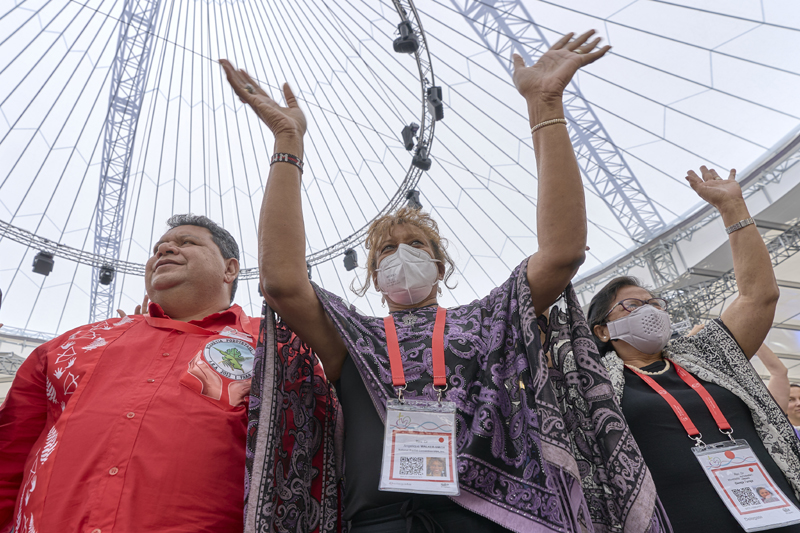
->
[693,439,800,531]
[379,399,459,496]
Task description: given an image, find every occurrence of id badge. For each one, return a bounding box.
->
[379,399,459,496]
[693,439,800,531]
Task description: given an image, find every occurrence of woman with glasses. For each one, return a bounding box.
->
[586,166,800,532]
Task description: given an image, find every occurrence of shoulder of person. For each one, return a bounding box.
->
[665,318,744,363]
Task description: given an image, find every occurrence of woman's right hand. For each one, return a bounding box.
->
[512,30,610,104]
[685,166,743,213]
[220,59,307,140]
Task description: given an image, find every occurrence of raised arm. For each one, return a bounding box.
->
[513,31,610,314]
[685,166,780,358]
[756,343,790,411]
[220,60,347,381]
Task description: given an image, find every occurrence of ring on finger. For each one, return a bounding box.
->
[244,84,254,94]
[573,49,584,54]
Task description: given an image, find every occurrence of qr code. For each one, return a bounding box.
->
[732,487,760,507]
[399,457,424,476]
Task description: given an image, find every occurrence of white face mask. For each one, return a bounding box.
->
[606,305,672,355]
[376,243,440,306]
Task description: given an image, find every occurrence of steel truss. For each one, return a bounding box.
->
[664,220,800,323]
[303,0,437,267]
[574,131,800,300]
[1,0,435,292]
[451,0,664,244]
[0,353,27,375]
[90,0,162,323]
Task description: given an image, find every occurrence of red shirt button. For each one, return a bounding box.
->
[91,529,102,533]
[147,379,155,383]
[162,352,170,357]
[109,467,119,476]
[126,412,135,419]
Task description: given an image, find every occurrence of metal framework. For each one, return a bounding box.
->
[0,220,146,276]
[0,0,434,284]
[574,129,800,299]
[302,0,438,267]
[665,219,800,323]
[90,0,162,323]
[0,353,27,375]
[451,0,665,243]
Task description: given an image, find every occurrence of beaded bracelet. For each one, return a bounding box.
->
[270,152,304,174]
[530,118,567,135]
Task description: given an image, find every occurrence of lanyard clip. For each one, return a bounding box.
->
[689,433,706,447]
[434,384,448,404]
[720,428,735,442]
[396,385,407,404]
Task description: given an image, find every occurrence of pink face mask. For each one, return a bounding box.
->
[606,305,671,355]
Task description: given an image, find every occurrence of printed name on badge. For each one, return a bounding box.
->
[694,440,800,532]
[380,399,459,496]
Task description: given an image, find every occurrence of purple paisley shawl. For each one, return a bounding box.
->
[314,259,671,533]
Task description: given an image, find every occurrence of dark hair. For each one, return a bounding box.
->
[587,276,649,356]
[166,214,240,303]
[791,384,800,390]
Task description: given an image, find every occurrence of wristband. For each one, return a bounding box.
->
[725,217,755,234]
[270,153,304,174]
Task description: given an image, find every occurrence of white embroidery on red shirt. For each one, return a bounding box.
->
[40,428,57,464]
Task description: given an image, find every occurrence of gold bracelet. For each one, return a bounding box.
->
[530,118,567,134]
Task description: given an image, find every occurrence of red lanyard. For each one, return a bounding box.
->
[384,307,447,392]
[628,360,733,445]
[145,312,255,338]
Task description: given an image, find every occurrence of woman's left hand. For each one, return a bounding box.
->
[685,166,743,210]
[513,30,610,102]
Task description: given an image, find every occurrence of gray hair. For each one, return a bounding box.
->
[166,214,240,303]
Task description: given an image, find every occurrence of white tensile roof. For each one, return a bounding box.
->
[1,0,798,349]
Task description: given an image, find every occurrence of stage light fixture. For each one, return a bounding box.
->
[401,123,419,150]
[99,266,115,285]
[412,143,432,171]
[343,249,358,271]
[426,86,444,121]
[32,251,54,276]
[393,21,419,54]
[406,189,422,210]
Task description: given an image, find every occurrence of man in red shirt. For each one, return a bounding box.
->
[0,214,256,533]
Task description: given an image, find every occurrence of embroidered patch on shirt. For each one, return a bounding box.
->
[204,338,255,381]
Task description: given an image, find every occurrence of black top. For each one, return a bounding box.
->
[336,355,451,521]
[622,360,800,532]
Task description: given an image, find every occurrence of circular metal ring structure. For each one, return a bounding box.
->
[0,0,436,282]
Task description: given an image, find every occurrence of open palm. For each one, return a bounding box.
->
[685,166,743,209]
[513,30,610,100]
[220,59,306,139]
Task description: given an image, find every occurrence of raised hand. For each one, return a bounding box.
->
[116,294,150,318]
[513,30,610,102]
[219,59,306,140]
[685,166,743,210]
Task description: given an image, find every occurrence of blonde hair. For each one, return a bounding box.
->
[351,207,456,297]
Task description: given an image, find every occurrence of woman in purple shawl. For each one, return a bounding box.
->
[223,30,670,533]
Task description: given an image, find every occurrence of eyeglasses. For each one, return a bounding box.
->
[602,297,668,321]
